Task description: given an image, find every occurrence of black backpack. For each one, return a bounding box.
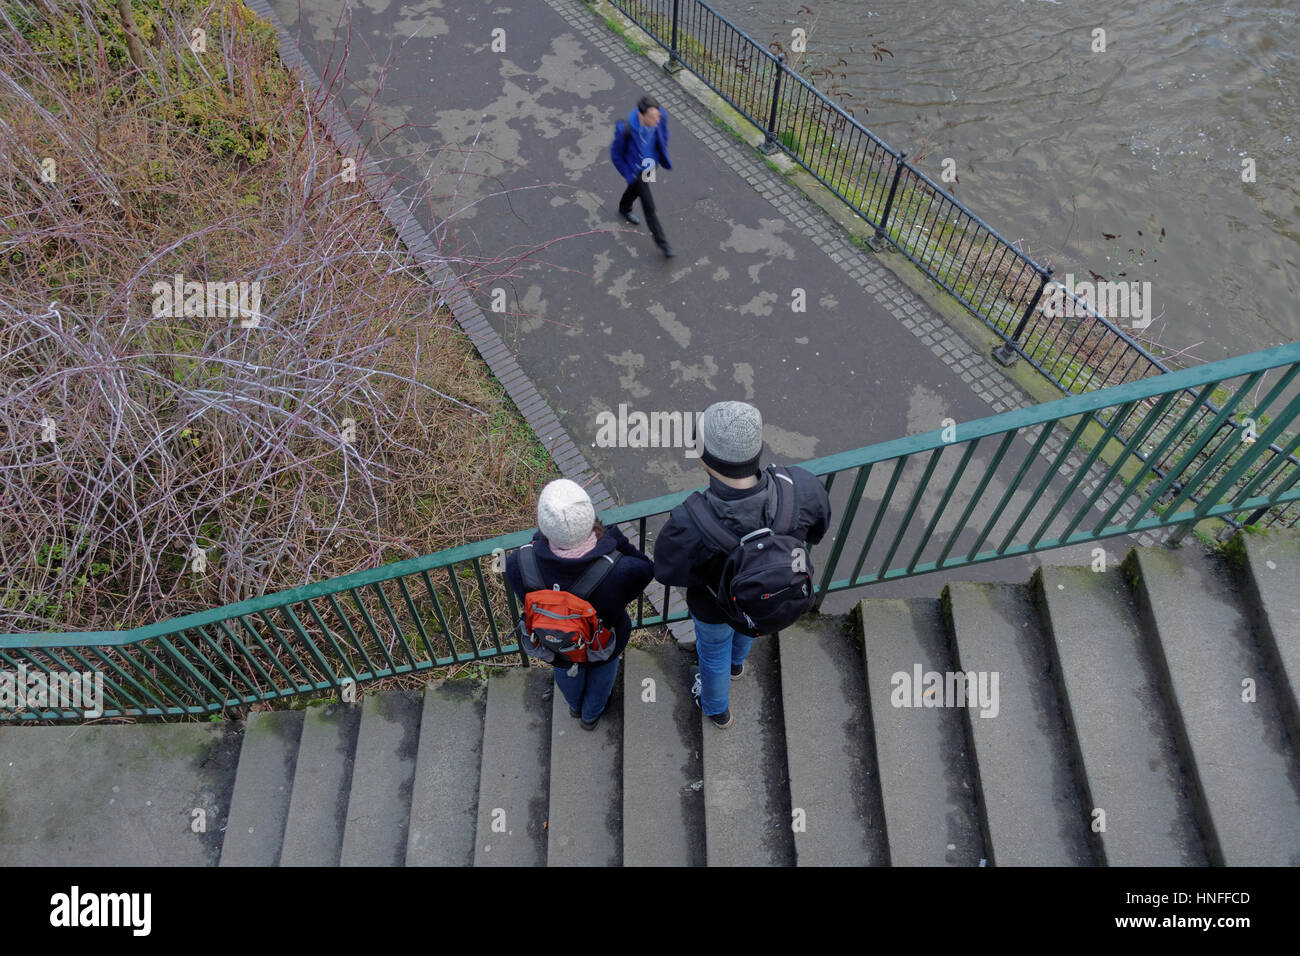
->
[683,466,815,636]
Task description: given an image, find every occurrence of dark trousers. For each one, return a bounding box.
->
[552,655,620,722]
[618,178,668,247]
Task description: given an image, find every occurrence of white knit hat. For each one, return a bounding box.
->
[537,479,596,550]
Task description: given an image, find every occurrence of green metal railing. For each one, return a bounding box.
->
[4,342,1300,719]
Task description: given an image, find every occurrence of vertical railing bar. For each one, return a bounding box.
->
[812,463,873,608]
[471,558,505,656]
[217,618,279,688]
[445,566,480,658]
[966,421,1058,562]
[996,413,1092,553]
[878,447,945,578]
[419,570,460,663]
[326,592,379,675]
[368,580,419,670]
[1123,372,1265,532]
[303,601,361,684]
[396,574,439,662]
[1093,382,1218,534]
[1028,402,1139,549]
[281,604,340,689]
[347,588,398,675]
[849,457,907,585]
[236,614,299,686]
[255,609,315,681]
[907,439,980,574]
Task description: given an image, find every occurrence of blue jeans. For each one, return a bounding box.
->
[552,655,621,723]
[693,616,755,716]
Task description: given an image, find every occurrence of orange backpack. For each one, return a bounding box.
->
[517,544,623,666]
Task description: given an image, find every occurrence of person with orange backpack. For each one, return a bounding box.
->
[506,479,654,729]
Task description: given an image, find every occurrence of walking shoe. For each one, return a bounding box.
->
[620,211,640,225]
[690,673,733,728]
[707,707,734,729]
[660,243,676,258]
[569,706,581,719]
[730,663,744,680]
[580,713,600,731]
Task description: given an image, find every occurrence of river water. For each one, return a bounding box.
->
[704,0,1298,365]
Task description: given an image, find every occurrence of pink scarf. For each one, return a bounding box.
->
[551,530,599,559]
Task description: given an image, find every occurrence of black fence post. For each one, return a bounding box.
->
[867,150,908,250]
[994,265,1055,366]
[759,54,786,154]
[663,0,682,73]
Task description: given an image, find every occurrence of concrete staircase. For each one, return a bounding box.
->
[3,531,1299,866]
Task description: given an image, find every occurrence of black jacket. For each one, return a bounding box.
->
[505,524,654,663]
[652,466,832,624]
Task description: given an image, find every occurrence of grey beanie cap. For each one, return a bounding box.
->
[698,401,764,474]
[537,479,596,550]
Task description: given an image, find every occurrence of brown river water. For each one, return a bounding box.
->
[705,0,1299,365]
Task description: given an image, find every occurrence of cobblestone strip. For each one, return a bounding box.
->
[246,0,697,642]
[561,0,1158,547]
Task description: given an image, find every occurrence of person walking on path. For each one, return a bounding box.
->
[652,402,832,729]
[506,479,654,729]
[611,95,676,258]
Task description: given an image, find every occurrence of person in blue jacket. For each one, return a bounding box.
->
[611,95,676,258]
[505,479,654,729]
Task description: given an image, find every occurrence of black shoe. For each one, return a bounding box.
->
[620,210,640,225]
[660,243,675,258]
[580,713,600,731]
[730,663,744,680]
[707,707,734,729]
[569,706,581,719]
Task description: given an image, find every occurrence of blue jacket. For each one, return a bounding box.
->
[505,525,654,663]
[611,108,673,184]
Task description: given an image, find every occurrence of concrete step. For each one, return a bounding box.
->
[1131,543,1300,866]
[407,679,487,867]
[0,723,241,866]
[701,635,795,866]
[1036,566,1205,865]
[621,645,705,867]
[857,597,983,866]
[279,702,362,866]
[944,581,1094,866]
[546,667,623,867]
[339,690,422,866]
[473,666,552,866]
[778,614,885,866]
[219,710,304,866]
[1233,530,1300,749]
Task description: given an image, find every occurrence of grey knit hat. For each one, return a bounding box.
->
[537,479,596,550]
[698,401,764,478]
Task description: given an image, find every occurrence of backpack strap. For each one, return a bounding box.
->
[769,465,798,535]
[683,492,742,553]
[569,551,622,602]
[517,543,546,592]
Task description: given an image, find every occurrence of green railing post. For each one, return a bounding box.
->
[994,266,1054,367]
[759,54,785,154]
